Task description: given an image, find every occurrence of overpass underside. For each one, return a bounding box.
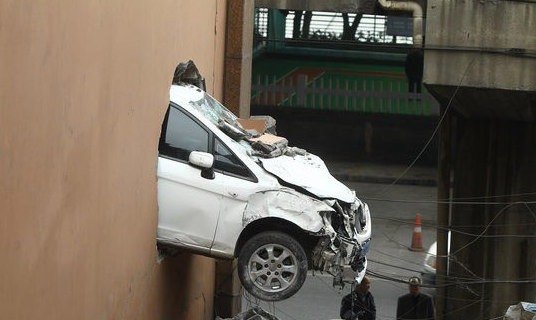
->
[255,0,377,13]
[424,0,536,319]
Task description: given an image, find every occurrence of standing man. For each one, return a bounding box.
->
[340,276,376,320]
[396,276,435,320]
[404,49,424,93]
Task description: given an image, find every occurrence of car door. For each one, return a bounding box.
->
[157,104,222,252]
[210,137,260,256]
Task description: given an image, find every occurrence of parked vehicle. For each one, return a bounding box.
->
[422,241,437,285]
[156,83,372,301]
[421,233,450,285]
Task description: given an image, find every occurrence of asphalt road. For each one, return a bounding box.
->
[241,181,438,320]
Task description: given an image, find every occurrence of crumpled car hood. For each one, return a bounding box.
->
[259,153,355,204]
[173,83,356,204]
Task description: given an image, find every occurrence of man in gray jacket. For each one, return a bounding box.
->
[396,276,435,320]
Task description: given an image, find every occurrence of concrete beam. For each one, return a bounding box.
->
[425,84,536,121]
[255,0,376,13]
[424,0,536,120]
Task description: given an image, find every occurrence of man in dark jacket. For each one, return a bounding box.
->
[340,276,376,320]
[404,49,424,93]
[396,276,435,320]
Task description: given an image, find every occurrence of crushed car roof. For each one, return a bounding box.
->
[170,84,356,203]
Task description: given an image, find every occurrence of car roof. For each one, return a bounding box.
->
[169,84,204,110]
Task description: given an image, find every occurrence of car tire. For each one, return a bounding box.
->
[238,231,308,301]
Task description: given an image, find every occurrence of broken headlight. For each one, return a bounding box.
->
[350,239,369,272]
[354,202,368,233]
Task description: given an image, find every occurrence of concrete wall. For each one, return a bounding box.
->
[252,106,438,165]
[424,0,536,120]
[426,1,536,318]
[0,1,226,319]
[446,118,536,319]
[255,0,376,13]
[424,0,536,91]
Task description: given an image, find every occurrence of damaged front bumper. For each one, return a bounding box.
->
[311,198,371,286]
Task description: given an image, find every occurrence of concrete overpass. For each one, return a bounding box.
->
[254,0,536,318]
[425,1,536,319]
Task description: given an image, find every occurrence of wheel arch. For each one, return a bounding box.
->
[234,217,320,260]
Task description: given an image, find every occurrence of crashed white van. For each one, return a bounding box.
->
[157,83,372,301]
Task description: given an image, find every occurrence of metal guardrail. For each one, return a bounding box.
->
[251,74,439,116]
[255,8,269,38]
[285,12,413,44]
[254,9,414,45]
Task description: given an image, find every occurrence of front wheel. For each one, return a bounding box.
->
[238,231,308,301]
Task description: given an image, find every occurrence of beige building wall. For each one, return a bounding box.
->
[0,1,227,319]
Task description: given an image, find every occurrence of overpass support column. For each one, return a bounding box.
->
[224,0,254,118]
[445,118,536,319]
[216,0,255,316]
[436,105,452,320]
[214,260,242,317]
[267,9,286,52]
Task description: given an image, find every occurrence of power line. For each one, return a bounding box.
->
[435,194,536,262]
[380,54,479,192]
[438,191,536,201]
[363,197,536,206]
[373,248,429,269]
[370,247,487,283]
[367,258,479,283]
[368,269,536,288]
[368,258,424,274]
[375,216,536,238]
[376,216,536,229]
[449,203,516,256]
[368,258,484,284]
[377,228,485,279]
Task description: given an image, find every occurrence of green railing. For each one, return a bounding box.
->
[252,73,439,116]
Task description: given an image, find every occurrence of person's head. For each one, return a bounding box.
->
[408,276,421,296]
[356,276,371,294]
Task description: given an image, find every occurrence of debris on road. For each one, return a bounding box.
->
[216,307,280,320]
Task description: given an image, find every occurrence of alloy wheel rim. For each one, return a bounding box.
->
[247,243,299,293]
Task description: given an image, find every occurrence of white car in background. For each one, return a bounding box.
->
[422,233,450,285]
[156,83,372,301]
[422,241,438,284]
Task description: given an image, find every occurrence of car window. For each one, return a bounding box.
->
[214,138,252,179]
[159,106,209,161]
[188,91,238,127]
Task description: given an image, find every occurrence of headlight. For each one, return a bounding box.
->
[359,207,366,225]
[355,205,367,231]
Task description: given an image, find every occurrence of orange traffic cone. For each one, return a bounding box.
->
[409,213,424,252]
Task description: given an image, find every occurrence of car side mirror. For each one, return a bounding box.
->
[189,151,215,179]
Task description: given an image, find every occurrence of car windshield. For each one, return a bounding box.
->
[187,91,238,127]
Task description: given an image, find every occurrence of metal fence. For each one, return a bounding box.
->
[285,12,413,44]
[251,74,439,116]
[253,9,414,45]
[255,7,269,38]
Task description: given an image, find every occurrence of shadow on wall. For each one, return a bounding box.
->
[159,253,216,320]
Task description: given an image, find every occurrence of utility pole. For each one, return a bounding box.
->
[436,104,451,320]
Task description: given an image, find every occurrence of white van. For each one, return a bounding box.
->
[157,84,372,301]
